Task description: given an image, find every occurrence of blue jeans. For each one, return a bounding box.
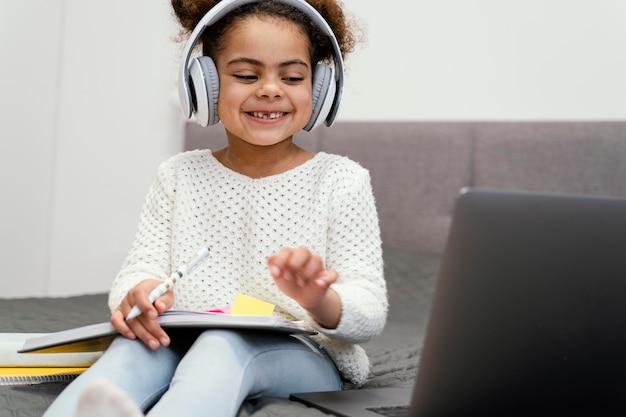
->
[43,329,342,417]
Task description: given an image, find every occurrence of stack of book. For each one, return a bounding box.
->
[3,294,314,386]
[3,308,314,386]
[0,333,102,386]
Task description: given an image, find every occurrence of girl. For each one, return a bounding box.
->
[44,1,387,416]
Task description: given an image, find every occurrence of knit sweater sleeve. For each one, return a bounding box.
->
[309,161,388,344]
[107,157,178,312]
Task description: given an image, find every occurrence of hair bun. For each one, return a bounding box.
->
[171,0,220,34]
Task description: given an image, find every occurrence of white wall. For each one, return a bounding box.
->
[341,0,626,120]
[1,0,181,298]
[46,0,182,296]
[1,1,625,298]
[0,1,64,297]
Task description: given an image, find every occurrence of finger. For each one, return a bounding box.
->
[299,252,324,280]
[284,248,311,287]
[110,309,136,340]
[288,247,323,276]
[129,317,170,350]
[134,295,159,320]
[288,246,310,270]
[154,291,175,314]
[315,269,339,288]
[267,254,280,276]
[286,248,324,287]
[268,251,295,281]
[127,279,163,320]
[269,248,293,270]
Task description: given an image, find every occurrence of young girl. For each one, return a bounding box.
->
[44,0,387,416]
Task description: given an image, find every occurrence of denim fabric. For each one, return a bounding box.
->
[43,330,342,417]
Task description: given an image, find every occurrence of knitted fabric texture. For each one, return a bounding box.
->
[109,150,388,384]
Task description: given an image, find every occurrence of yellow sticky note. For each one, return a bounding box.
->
[230,293,275,316]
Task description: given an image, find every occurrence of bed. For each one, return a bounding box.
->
[4,119,624,416]
[0,245,438,417]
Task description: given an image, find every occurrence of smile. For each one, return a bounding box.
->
[249,112,286,120]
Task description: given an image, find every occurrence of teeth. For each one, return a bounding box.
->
[251,112,283,120]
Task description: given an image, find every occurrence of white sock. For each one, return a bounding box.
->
[75,378,144,417]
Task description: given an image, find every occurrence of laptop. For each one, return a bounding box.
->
[291,188,626,416]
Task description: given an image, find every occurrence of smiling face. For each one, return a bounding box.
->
[214,16,314,147]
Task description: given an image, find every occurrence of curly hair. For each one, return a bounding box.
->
[171,0,360,64]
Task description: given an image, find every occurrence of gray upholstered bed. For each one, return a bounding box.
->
[0,246,437,417]
[2,120,624,416]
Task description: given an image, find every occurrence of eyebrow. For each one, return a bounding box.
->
[226,57,309,69]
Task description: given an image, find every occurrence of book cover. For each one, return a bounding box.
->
[0,333,102,367]
[19,310,316,354]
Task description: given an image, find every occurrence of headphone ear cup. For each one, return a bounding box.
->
[304,63,335,131]
[188,56,220,127]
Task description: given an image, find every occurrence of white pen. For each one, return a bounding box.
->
[125,247,211,321]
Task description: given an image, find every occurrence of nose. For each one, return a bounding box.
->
[257,77,283,99]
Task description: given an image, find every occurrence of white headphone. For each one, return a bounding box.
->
[178,0,344,131]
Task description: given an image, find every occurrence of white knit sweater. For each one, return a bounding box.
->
[108,150,388,384]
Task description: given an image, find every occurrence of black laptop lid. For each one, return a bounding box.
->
[412,188,626,416]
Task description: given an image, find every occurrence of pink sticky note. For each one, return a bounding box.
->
[204,305,231,314]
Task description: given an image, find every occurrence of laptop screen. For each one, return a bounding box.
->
[412,188,626,416]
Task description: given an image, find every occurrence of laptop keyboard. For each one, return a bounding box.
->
[366,405,410,417]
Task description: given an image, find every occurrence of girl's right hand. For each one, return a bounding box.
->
[110,279,174,350]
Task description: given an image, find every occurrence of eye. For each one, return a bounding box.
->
[233,74,257,82]
[282,77,304,85]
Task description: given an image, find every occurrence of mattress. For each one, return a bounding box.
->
[0,246,439,417]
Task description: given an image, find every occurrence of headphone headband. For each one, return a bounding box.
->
[178,0,344,129]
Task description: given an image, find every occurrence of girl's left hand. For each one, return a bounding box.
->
[268,246,341,328]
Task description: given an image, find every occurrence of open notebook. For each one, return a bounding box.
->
[291,188,626,416]
[19,310,315,354]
